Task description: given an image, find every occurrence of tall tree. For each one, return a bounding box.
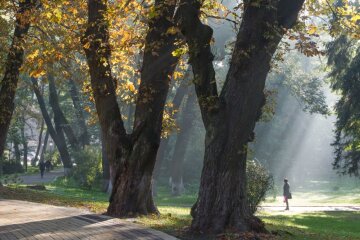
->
[31,78,73,172]
[328,36,360,177]
[68,79,90,147]
[32,119,44,166]
[176,0,305,233]
[0,0,37,157]
[83,0,178,216]
[20,115,28,172]
[39,130,50,163]
[48,74,80,151]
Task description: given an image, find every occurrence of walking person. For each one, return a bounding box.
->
[283,178,291,210]
[45,160,52,172]
[39,161,46,179]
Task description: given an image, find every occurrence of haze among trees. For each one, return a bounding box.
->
[0,0,359,238]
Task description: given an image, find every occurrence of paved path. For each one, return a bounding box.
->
[260,205,360,212]
[19,169,64,185]
[0,199,177,240]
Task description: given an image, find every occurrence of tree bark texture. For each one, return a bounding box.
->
[176,0,304,233]
[20,116,28,172]
[31,78,72,169]
[48,75,80,151]
[39,130,49,163]
[0,0,36,158]
[83,0,178,217]
[68,79,90,147]
[32,119,44,166]
[13,139,21,164]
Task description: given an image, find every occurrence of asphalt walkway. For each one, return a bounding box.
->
[19,168,64,185]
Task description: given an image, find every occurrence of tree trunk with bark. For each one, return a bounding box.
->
[40,130,49,163]
[170,87,196,196]
[83,0,178,217]
[20,116,28,172]
[68,79,90,147]
[31,78,73,170]
[13,140,21,164]
[32,119,44,166]
[48,75,80,151]
[176,0,305,233]
[100,132,111,192]
[0,0,36,157]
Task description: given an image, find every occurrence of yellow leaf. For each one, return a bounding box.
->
[307,25,317,35]
[127,82,135,92]
[83,41,90,49]
[30,68,46,78]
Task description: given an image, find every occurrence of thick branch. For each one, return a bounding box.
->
[31,77,72,168]
[83,0,130,165]
[48,74,80,151]
[175,0,220,130]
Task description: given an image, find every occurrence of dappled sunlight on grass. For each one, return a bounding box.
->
[158,206,191,217]
[2,179,360,239]
[259,211,360,239]
[263,188,360,206]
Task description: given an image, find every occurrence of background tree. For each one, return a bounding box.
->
[328,36,360,177]
[0,0,37,158]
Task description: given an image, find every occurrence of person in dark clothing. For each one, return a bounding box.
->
[283,178,291,210]
[45,160,52,172]
[39,161,46,179]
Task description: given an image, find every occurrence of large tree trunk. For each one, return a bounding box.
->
[170,87,196,196]
[32,119,44,166]
[48,74,80,151]
[39,130,49,163]
[0,0,36,157]
[20,116,28,172]
[100,132,111,193]
[83,0,178,217]
[31,78,73,170]
[68,79,90,147]
[13,140,21,164]
[176,0,305,233]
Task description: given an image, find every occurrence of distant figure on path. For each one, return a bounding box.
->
[45,160,52,172]
[283,178,291,210]
[39,161,46,179]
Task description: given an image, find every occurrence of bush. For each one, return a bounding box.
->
[71,146,102,189]
[247,159,273,214]
[44,151,61,167]
[2,162,24,174]
[0,174,23,185]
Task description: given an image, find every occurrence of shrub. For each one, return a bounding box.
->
[44,151,61,167]
[247,159,273,214]
[2,162,24,174]
[71,146,102,189]
[0,174,23,185]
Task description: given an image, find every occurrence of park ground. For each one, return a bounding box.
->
[1,170,360,240]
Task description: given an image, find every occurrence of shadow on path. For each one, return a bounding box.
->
[0,199,177,240]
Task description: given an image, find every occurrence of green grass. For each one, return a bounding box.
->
[1,177,360,239]
[259,211,360,240]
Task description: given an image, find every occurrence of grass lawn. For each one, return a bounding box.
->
[0,178,360,239]
[258,211,360,240]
